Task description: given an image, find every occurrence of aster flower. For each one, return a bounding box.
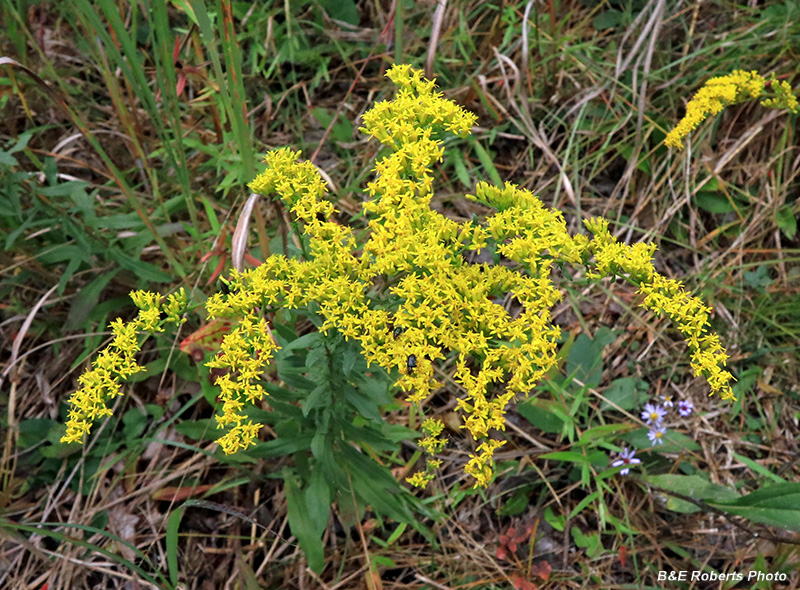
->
[641,402,667,426]
[648,425,667,446]
[659,394,674,408]
[678,399,695,417]
[611,447,641,476]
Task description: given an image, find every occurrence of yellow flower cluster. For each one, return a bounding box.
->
[638,276,734,399]
[205,312,278,453]
[665,70,798,149]
[406,418,447,488]
[63,65,740,488]
[760,77,799,112]
[583,218,735,400]
[61,289,187,444]
[464,439,506,486]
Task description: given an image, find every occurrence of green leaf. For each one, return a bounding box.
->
[305,346,329,372]
[166,507,184,587]
[318,0,359,26]
[311,107,353,143]
[577,423,633,444]
[285,470,325,573]
[339,421,395,451]
[122,408,148,440]
[311,426,333,463]
[65,269,121,330]
[175,419,218,441]
[303,384,332,415]
[731,453,786,483]
[40,439,80,459]
[664,496,702,514]
[616,144,650,174]
[709,483,800,532]
[245,434,314,458]
[469,137,503,187]
[743,265,773,291]
[448,148,472,188]
[341,345,359,377]
[338,445,418,525]
[0,150,19,166]
[380,423,419,443]
[279,330,322,352]
[107,248,174,283]
[695,191,735,214]
[569,491,600,520]
[497,486,532,516]
[355,372,392,406]
[566,327,616,389]
[544,505,566,531]
[236,556,261,590]
[517,398,565,433]
[600,377,648,411]
[8,130,32,154]
[17,419,60,448]
[593,9,623,30]
[775,205,797,239]
[571,526,603,557]
[278,371,317,390]
[341,384,383,421]
[541,450,606,467]
[643,474,740,503]
[306,469,332,540]
[39,180,91,198]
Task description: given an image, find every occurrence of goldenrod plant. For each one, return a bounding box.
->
[62,65,796,492]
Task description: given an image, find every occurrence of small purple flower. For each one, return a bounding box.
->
[641,402,667,426]
[611,447,641,475]
[678,400,694,417]
[648,425,667,446]
[659,394,674,409]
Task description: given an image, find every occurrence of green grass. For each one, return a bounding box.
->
[1,0,799,588]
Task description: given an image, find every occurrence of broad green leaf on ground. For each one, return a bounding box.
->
[600,377,649,411]
[709,483,800,533]
[644,474,740,504]
[566,327,617,389]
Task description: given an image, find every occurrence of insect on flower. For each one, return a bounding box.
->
[218,279,233,295]
[406,354,417,373]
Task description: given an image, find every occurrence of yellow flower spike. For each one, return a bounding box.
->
[666,69,797,150]
[60,318,148,444]
[582,223,737,400]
